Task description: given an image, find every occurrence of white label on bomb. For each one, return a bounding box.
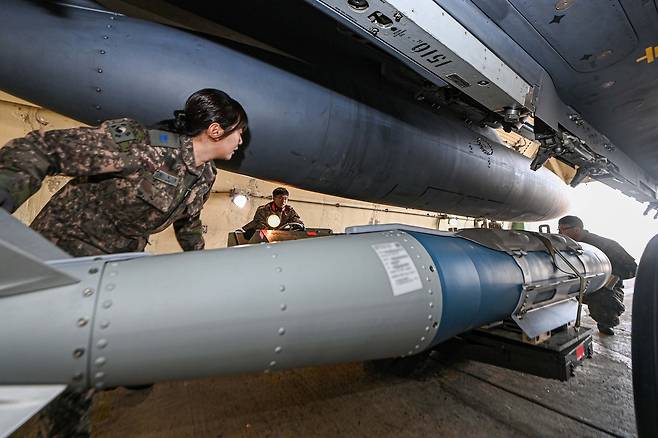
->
[371,242,423,296]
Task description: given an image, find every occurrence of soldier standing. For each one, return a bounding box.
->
[558,215,637,335]
[0,88,247,256]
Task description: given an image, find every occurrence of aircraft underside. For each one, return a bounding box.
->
[1,0,656,220]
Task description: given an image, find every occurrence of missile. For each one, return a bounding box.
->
[0,222,610,391]
[0,0,568,221]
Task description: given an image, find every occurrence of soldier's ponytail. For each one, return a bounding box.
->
[172,110,188,133]
[178,88,247,138]
[155,89,247,138]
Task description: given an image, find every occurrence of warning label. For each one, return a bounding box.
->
[371,242,423,296]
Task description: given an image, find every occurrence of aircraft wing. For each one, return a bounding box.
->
[0,385,67,438]
[0,212,78,435]
[0,210,77,296]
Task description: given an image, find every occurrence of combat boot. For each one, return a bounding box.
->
[598,324,615,335]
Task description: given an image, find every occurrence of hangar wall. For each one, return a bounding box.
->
[0,91,478,254]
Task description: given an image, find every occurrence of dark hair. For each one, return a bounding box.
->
[273,187,289,197]
[558,215,583,229]
[167,88,247,137]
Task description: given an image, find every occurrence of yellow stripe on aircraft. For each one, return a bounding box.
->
[636,46,658,64]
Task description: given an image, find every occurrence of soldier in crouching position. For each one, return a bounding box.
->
[558,215,637,335]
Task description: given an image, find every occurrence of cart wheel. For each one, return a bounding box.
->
[632,234,658,437]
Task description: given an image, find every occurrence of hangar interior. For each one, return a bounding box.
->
[0,90,637,437]
[2,1,655,435]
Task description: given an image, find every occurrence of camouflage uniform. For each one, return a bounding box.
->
[244,201,303,231]
[579,230,637,329]
[0,118,216,256]
[0,119,217,436]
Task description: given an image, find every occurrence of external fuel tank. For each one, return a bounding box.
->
[0,0,569,221]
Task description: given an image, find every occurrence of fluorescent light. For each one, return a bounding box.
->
[232,193,248,208]
[230,189,249,208]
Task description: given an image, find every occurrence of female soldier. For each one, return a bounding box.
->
[0,88,247,256]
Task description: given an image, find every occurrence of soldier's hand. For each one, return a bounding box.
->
[0,189,16,213]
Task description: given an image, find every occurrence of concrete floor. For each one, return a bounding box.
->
[85,291,636,438]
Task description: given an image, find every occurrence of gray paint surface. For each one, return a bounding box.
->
[0,210,70,262]
[89,232,439,387]
[76,294,637,437]
[0,227,610,391]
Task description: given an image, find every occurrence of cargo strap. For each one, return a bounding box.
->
[530,232,587,329]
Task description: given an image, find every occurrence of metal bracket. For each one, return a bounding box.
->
[506,231,608,336]
[570,165,592,188]
[530,126,614,189]
[512,299,579,339]
[345,223,452,237]
[516,274,603,317]
[453,228,582,254]
[530,137,558,171]
[306,0,533,115]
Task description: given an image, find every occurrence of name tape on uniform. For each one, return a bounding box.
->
[153,170,180,187]
[371,242,423,296]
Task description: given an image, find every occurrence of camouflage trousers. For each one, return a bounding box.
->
[583,286,626,329]
[35,389,93,437]
[31,241,97,437]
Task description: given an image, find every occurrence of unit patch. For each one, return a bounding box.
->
[148,129,180,148]
[108,120,137,143]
